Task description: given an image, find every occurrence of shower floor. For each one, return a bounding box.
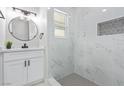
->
[58,73,97,86]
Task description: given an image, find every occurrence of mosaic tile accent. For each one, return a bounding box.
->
[98,16,124,36]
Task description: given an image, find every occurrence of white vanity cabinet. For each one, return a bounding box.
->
[4,60,27,85]
[0,48,45,86]
[27,57,44,83]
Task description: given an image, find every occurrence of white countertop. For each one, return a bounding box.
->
[0,47,45,53]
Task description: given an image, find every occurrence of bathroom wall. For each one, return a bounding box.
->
[0,7,6,48]
[5,7,47,48]
[74,7,124,85]
[0,8,6,85]
[47,7,75,80]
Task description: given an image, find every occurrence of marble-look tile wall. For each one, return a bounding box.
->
[47,8,75,80]
[74,7,124,85]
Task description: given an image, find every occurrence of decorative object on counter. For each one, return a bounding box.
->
[0,10,5,19]
[39,33,44,39]
[22,43,28,48]
[5,41,12,49]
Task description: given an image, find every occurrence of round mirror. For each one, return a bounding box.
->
[8,16,38,41]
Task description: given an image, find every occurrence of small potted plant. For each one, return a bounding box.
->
[5,41,12,49]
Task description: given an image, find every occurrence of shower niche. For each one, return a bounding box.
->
[97,16,124,36]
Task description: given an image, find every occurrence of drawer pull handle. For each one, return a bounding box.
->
[24,60,27,67]
[28,60,30,66]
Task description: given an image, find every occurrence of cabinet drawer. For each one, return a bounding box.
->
[4,51,44,62]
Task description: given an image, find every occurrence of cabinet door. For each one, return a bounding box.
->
[28,57,44,83]
[4,60,27,85]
